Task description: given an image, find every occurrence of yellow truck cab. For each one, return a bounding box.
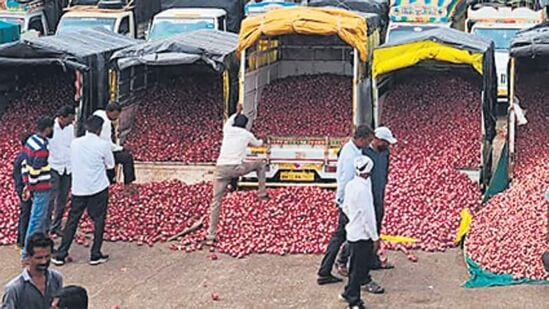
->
[467,5,544,103]
[0,0,49,37]
[147,8,227,41]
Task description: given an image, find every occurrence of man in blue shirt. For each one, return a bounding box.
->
[338,126,397,282]
[2,232,63,309]
[317,125,374,285]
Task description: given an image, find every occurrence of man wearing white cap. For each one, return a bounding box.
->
[338,126,397,278]
[339,156,382,309]
[365,126,397,269]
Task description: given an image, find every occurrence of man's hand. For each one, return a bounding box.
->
[373,240,380,253]
[236,103,243,115]
[22,186,31,202]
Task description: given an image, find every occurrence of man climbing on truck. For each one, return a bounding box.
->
[206,103,268,246]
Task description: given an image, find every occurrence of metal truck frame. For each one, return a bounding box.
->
[238,34,375,188]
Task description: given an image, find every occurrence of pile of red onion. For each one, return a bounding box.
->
[253,74,353,137]
[123,75,224,163]
[466,73,549,280]
[0,73,74,245]
[380,72,482,252]
[72,183,337,258]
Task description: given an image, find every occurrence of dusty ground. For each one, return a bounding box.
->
[1,243,547,309]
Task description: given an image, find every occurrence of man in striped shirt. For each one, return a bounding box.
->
[21,116,55,259]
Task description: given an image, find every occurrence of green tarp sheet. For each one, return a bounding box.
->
[464,255,549,288]
[482,142,510,203]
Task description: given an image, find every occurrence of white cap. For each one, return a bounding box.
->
[354,156,374,175]
[375,127,397,144]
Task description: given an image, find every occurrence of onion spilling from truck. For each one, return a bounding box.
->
[236,7,380,187]
[371,27,498,250]
[0,30,137,244]
[465,25,549,285]
[109,30,240,169]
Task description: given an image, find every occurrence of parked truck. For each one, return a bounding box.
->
[147,8,228,40]
[467,1,544,103]
[238,7,379,187]
[56,0,160,38]
[385,0,467,42]
[0,0,65,36]
[245,0,298,16]
[146,0,245,41]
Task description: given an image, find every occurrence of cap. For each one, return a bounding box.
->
[375,127,397,144]
[354,156,374,175]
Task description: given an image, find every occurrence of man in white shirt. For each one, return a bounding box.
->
[206,103,267,245]
[339,156,382,309]
[52,115,115,266]
[317,125,373,285]
[93,102,136,194]
[47,106,75,236]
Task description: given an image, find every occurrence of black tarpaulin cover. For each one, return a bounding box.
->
[0,27,137,68]
[381,27,492,53]
[510,23,549,58]
[160,0,245,33]
[0,28,138,135]
[110,29,238,71]
[308,0,389,28]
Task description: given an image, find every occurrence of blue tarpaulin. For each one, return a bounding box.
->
[0,21,20,44]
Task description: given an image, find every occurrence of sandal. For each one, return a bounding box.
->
[362,280,385,294]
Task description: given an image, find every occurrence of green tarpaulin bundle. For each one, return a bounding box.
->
[463,255,549,288]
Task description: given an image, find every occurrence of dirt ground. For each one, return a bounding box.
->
[1,243,547,309]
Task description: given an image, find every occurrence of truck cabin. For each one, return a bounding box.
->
[0,0,48,36]
[467,7,544,48]
[56,10,132,36]
[56,0,137,37]
[244,1,298,17]
[386,22,450,42]
[147,8,227,41]
[385,0,467,43]
[466,6,544,101]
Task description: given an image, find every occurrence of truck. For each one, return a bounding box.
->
[237,8,380,187]
[244,0,298,17]
[147,8,228,41]
[0,0,59,37]
[148,0,246,40]
[467,2,544,103]
[56,0,161,38]
[385,0,467,43]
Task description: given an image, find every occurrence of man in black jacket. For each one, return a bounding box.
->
[13,132,33,249]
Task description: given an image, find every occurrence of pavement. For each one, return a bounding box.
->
[1,243,547,309]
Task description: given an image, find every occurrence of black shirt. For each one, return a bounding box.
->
[363,145,390,211]
[12,152,25,197]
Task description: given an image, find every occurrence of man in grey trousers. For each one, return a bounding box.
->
[206,103,267,245]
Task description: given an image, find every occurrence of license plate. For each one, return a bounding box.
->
[280,171,315,181]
